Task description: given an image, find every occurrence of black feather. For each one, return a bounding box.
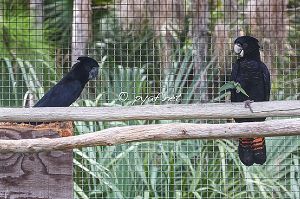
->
[230,36,271,166]
[34,56,99,107]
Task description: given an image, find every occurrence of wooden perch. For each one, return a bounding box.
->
[0,118,299,153]
[0,100,299,122]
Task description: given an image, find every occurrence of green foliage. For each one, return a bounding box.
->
[219,81,250,98]
[43,0,73,44]
[91,16,158,70]
[0,0,299,198]
[161,46,199,104]
[0,58,54,106]
[0,4,52,61]
[73,134,300,198]
[100,64,149,106]
[92,0,114,6]
[0,1,54,106]
[72,54,300,198]
[271,69,300,100]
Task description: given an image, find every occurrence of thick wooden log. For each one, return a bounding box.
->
[0,101,299,122]
[0,122,73,199]
[0,118,299,153]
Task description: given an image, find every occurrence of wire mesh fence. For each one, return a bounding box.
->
[0,0,299,198]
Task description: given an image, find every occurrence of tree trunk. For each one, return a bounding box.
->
[191,0,209,102]
[71,0,92,64]
[29,0,44,29]
[152,0,184,77]
[246,0,288,76]
[212,0,240,100]
[28,0,44,106]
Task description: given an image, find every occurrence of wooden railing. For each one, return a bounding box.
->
[0,100,299,153]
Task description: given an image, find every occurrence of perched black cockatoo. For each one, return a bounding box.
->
[231,36,271,166]
[34,56,99,107]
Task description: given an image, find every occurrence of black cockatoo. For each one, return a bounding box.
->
[231,36,271,166]
[34,56,99,107]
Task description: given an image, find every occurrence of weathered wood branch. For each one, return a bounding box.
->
[192,0,209,102]
[0,118,299,153]
[0,101,299,122]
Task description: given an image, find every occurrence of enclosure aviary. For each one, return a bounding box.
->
[0,56,99,197]
[230,36,271,166]
[34,56,99,107]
